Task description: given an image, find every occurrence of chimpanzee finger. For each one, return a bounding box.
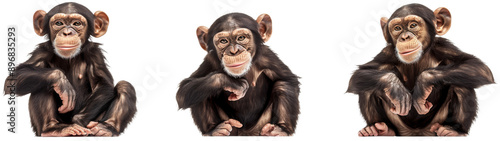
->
[79,125,92,135]
[364,126,374,136]
[58,91,69,113]
[75,125,90,135]
[68,129,76,136]
[269,126,287,136]
[374,122,388,134]
[359,128,369,136]
[67,90,75,111]
[227,119,243,128]
[215,129,230,136]
[441,129,453,136]
[402,93,411,116]
[423,85,433,99]
[220,122,232,131]
[369,125,378,136]
[261,123,274,135]
[87,121,99,128]
[436,126,447,136]
[90,126,100,135]
[414,99,433,115]
[429,123,441,133]
[385,88,402,115]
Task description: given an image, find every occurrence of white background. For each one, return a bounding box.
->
[1,0,499,141]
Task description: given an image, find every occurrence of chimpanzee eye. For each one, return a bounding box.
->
[55,21,64,26]
[73,21,82,26]
[394,26,402,31]
[410,23,417,28]
[220,39,228,44]
[237,36,246,41]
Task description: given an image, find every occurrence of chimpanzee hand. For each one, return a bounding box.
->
[41,124,92,137]
[51,70,76,114]
[382,73,411,116]
[430,123,467,136]
[358,122,396,136]
[413,70,440,115]
[224,79,249,101]
[261,123,289,136]
[208,119,243,136]
[384,87,411,116]
[413,85,434,115]
[87,121,118,136]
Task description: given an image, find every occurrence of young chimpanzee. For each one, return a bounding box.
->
[177,13,300,136]
[3,2,136,136]
[347,4,494,136]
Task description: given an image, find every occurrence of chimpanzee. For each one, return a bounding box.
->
[176,13,300,136]
[3,2,136,136]
[347,3,494,136]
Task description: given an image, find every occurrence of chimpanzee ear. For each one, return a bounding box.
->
[33,10,47,36]
[93,11,109,38]
[256,14,272,42]
[196,26,209,51]
[380,17,391,42]
[434,7,451,36]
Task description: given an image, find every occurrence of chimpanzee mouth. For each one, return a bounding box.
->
[57,45,78,50]
[226,60,249,68]
[400,46,421,56]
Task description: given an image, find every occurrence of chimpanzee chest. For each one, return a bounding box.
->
[217,74,272,130]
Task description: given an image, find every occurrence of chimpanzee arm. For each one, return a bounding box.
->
[3,43,79,115]
[257,50,301,135]
[4,45,65,95]
[414,56,494,92]
[439,58,495,87]
[6,65,63,95]
[347,64,398,95]
[416,38,494,90]
[269,80,299,135]
[347,47,412,116]
[176,54,248,109]
[413,55,493,98]
[413,39,494,115]
[177,68,246,109]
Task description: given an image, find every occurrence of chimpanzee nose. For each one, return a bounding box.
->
[63,29,73,36]
[230,46,239,55]
[228,45,246,56]
[401,33,411,41]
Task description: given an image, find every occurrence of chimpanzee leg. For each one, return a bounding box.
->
[87,81,136,136]
[357,90,397,136]
[430,86,475,136]
[29,91,91,136]
[29,91,57,136]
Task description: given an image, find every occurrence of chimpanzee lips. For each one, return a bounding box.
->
[399,45,421,56]
[226,60,249,68]
[222,51,252,77]
[57,45,78,50]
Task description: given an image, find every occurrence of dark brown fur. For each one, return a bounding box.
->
[176,13,300,136]
[3,2,136,136]
[347,4,494,136]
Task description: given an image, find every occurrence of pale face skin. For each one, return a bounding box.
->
[49,13,88,59]
[388,15,430,64]
[213,28,256,78]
